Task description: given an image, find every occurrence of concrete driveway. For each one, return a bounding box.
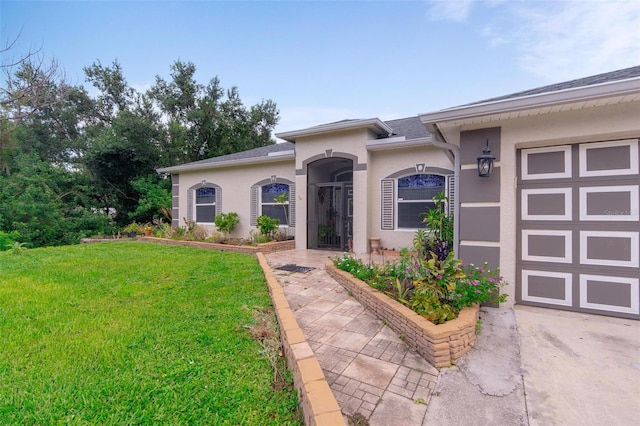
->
[516,306,640,426]
[426,305,640,426]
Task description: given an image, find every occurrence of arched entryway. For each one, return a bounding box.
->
[307,157,353,250]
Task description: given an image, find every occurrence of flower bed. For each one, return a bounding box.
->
[326,262,479,368]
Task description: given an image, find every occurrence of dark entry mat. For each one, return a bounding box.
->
[275,264,315,273]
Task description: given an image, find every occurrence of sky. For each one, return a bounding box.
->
[2,0,640,139]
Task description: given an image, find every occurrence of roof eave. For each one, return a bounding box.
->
[276,118,393,142]
[157,153,295,174]
[366,135,434,151]
[419,76,640,125]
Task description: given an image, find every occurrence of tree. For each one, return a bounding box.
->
[150,60,279,165]
[1,35,70,174]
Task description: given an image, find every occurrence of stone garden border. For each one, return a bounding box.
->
[255,253,345,426]
[326,262,479,369]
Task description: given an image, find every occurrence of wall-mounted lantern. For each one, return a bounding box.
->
[477,139,495,177]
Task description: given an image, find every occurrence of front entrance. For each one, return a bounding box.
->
[313,183,352,250]
[306,157,353,251]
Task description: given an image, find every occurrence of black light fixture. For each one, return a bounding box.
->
[477,139,495,177]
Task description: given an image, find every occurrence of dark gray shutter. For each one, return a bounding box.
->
[187,189,194,222]
[447,174,455,217]
[215,187,222,217]
[381,179,394,230]
[250,185,259,226]
[288,184,296,227]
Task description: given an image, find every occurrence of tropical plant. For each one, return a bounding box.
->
[5,241,27,254]
[416,191,454,261]
[274,192,289,226]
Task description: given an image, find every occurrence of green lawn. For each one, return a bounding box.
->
[0,242,301,425]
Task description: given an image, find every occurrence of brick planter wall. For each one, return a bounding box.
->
[326,262,479,369]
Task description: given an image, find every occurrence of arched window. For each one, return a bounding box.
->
[187,182,222,225]
[261,183,290,225]
[397,174,446,228]
[250,178,296,227]
[195,187,216,223]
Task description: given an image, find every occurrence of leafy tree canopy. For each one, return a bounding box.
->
[0,46,280,246]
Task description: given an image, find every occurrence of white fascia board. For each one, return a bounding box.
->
[267,149,295,157]
[419,77,640,125]
[276,118,393,141]
[157,153,295,174]
[366,136,433,151]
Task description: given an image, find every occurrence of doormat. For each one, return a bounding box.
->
[275,264,315,274]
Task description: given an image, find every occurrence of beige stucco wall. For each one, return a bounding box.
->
[293,128,376,253]
[176,159,295,238]
[367,146,454,252]
[438,100,640,307]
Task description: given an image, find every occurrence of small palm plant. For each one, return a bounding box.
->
[6,241,28,254]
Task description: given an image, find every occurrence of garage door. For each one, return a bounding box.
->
[517,139,639,319]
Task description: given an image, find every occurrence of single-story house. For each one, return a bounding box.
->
[159,65,640,320]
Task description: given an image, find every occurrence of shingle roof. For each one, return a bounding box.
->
[177,142,294,166]
[384,116,431,139]
[469,65,640,105]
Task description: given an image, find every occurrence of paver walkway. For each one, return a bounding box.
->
[265,249,439,425]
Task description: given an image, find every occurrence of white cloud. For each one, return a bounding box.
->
[488,1,640,81]
[427,0,475,22]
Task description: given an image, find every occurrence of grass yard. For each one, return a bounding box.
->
[0,242,301,425]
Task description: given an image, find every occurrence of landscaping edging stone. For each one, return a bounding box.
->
[81,237,295,254]
[326,261,479,369]
[255,253,345,426]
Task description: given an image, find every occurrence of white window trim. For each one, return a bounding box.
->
[395,174,447,231]
[260,183,290,228]
[194,187,216,225]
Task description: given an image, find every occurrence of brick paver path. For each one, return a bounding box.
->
[266,249,440,424]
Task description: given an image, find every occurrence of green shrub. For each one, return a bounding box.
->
[0,230,20,251]
[214,212,239,236]
[256,215,279,237]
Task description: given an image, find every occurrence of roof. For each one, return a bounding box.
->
[384,116,431,139]
[276,118,393,142]
[157,142,295,173]
[469,65,640,105]
[419,65,640,126]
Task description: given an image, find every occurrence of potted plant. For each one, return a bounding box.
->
[123,222,141,238]
[144,224,153,236]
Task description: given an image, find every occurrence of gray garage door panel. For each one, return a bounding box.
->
[517,139,639,319]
